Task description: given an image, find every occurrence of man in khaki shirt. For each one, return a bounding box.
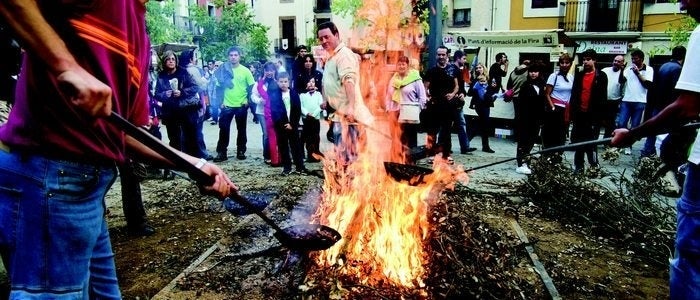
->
[318,21,373,165]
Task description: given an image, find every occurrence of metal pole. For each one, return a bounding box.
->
[427,0,442,67]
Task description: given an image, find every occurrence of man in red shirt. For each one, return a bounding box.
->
[0,1,235,298]
[569,49,608,174]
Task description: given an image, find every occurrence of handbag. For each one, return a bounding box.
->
[178,95,201,109]
[398,103,421,124]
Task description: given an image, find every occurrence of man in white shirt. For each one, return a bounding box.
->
[599,55,626,138]
[612,1,700,297]
[616,49,653,141]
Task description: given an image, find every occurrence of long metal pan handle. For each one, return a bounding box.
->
[108,113,213,185]
[107,113,287,232]
[467,122,700,172]
[466,138,612,172]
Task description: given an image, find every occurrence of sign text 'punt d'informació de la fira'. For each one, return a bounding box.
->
[444,31,560,48]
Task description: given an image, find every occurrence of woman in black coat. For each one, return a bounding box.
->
[514,63,547,175]
[154,50,201,157]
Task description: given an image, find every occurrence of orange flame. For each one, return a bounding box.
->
[313,0,468,288]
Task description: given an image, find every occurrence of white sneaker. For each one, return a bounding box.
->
[516,164,532,175]
[624,148,631,155]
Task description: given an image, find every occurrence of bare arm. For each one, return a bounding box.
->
[446,78,458,100]
[0,1,112,117]
[612,90,700,147]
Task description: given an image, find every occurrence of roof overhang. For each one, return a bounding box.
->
[151,43,198,56]
[445,29,578,48]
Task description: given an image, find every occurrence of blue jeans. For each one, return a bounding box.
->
[671,163,700,299]
[0,150,120,299]
[641,107,662,157]
[215,106,248,155]
[256,113,269,160]
[332,121,360,165]
[453,110,471,151]
[210,97,221,122]
[616,101,646,129]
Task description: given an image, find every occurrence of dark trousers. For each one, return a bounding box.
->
[571,111,599,169]
[216,106,248,155]
[275,125,305,172]
[162,108,201,157]
[302,116,321,158]
[542,106,567,149]
[474,105,492,150]
[594,100,620,138]
[401,123,420,149]
[426,104,454,159]
[514,102,540,166]
[118,162,146,229]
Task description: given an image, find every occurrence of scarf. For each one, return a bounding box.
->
[391,69,422,103]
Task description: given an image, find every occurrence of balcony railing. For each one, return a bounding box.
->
[314,0,331,13]
[558,0,643,33]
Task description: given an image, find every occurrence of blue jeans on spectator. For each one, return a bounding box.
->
[453,109,472,152]
[670,163,700,299]
[210,97,221,123]
[332,121,360,165]
[616,101,646,129]
[641,107,662,157]
[195,116,210,159]
[0,150,120,299]
[256,113,269,160]
[216,106,248,156]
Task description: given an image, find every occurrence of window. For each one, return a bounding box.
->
[452,0,471,26]
[453,9,471,26]
[531,0,557,9]
[643,0,680,14]
[523,0,561,17]
[207,5,215,17]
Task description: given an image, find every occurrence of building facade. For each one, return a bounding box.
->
[445,0,686,120]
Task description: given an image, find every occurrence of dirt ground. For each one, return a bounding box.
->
[0,117,671,298]
[104,149,669,299]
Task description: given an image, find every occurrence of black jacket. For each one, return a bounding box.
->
[294,69,323,94]
[269,86,302,130]
[569,68,608,122]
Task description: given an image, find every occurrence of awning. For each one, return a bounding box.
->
[151,43,198,56]
[444,29,578,48]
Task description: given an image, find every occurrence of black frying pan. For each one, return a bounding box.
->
[108,113,341,251]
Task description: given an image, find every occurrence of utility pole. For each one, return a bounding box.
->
[427,0,443,67]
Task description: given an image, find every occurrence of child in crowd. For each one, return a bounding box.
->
[270,72,308,176]
[468,75,498,153]
[300,78,324,162]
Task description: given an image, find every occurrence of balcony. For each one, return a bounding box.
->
[558,0,643,33]
[314,0,331,13]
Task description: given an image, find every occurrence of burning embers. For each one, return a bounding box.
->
[314,131,466,288]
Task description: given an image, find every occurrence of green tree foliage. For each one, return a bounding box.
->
[666,14,697,46]
[145,1,188,45]
[189,1,270,64]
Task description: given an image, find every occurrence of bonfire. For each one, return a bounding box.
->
[310,0,467,291]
